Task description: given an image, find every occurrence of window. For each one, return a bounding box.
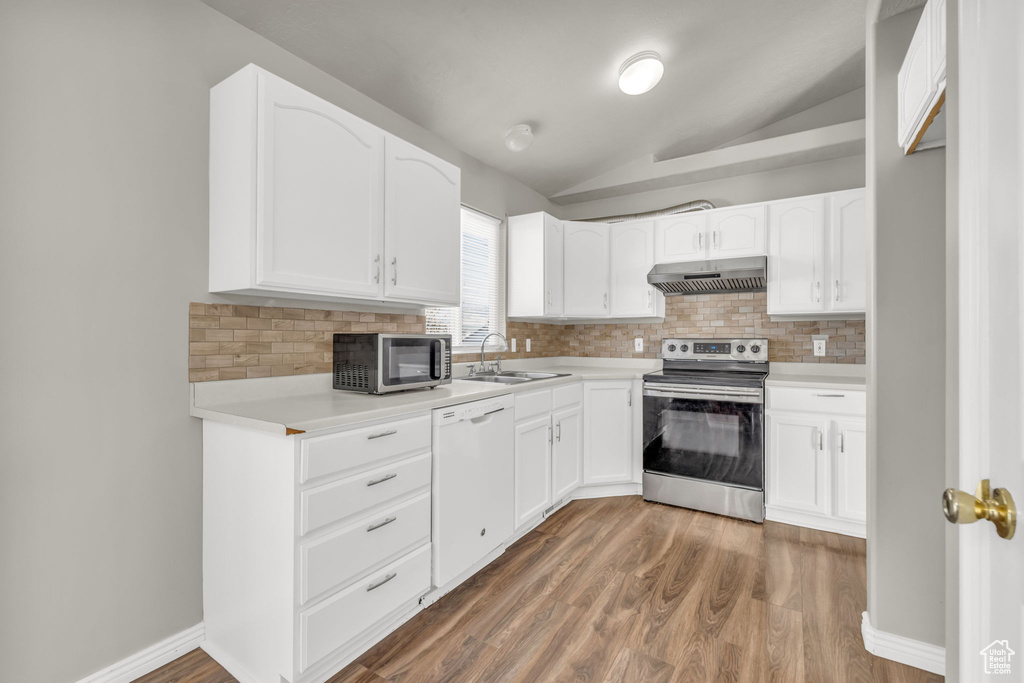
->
[426,207,505,351]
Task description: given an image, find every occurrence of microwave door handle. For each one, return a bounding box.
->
[430,339,444,380]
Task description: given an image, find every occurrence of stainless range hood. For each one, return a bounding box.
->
[647,256,767,295]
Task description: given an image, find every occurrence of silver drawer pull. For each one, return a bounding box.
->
[367,516,397,532]
[366,572,397,592]
[366,473,397,487]
[367,429,398,440]
[814,394,846,398]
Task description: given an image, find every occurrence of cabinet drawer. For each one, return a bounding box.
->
[767,386,865,416]
[301,415,430,484]
[300,544,430,672]
[552,383,583,409]
[301,452,431,535]
[515,388,552,421]
[301,493,431,604]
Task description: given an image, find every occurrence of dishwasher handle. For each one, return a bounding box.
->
[470,406,506,424]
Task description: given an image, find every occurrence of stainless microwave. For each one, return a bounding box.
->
[333,333,452,394]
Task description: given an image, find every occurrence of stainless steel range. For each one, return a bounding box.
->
[642,338,768,523]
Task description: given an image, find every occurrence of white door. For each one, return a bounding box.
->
[768,196,826,314]
[829,189,867,313]
[708,204,766,259]
[833,419,867,523]
[609,221,657,317]
[383,135,461,305]
[953,3,1024,679]
[514,416,551,529]
[543,215,564,317]
[256,72,385,297]
[655,213,707,263]
[766,414,830,516]
[551,406,582,501]
[583,382,634,485]
[563,222,610,317]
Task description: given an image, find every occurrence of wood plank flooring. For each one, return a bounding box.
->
[136,496,943,683]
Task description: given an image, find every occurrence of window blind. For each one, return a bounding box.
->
[426,207,506,349]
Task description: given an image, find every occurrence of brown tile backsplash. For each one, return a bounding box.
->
[188,293,864,382]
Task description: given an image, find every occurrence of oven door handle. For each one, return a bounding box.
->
[643,386,763,404]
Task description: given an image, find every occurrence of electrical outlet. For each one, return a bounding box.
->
[526,339,531,352]
[510,338,516,352]
[634,337,644,352]
[812,335,828,357]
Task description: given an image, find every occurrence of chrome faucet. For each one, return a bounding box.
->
[480,332,508,374]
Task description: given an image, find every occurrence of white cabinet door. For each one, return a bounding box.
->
[897,15,935,148]
[543,215,564,317]
[829,189,867,313]
[708,205,766,259]
[833,419,867,524]
[551,406,582,501]
[768,196,826,314]
[514,416,552,529]
[563,222,610,317]
[928,0,946,85]
[256,72,385,297]
[610,221,657,317]
[583,382,634,485]
[655,213,707,263]
[383,135,461,305]
[766,414,830,516]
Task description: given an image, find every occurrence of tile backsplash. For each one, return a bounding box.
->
[189,294,864,382]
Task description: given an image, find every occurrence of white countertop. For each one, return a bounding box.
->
[766,362,867,391]
[190,357,656,435]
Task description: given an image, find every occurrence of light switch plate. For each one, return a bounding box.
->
[526,339,531,352]
[812,335,828,356]
[510,338,516,352]
[634,337,644,352]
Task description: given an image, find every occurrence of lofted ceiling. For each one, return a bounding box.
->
[203,0,868,199]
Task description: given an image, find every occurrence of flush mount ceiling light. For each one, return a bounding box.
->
[618,51,664,95]
[504,124,534,152]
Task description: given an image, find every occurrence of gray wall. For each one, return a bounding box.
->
[0,2,554,681]
[557,154,865,220]
[866,7,946,648]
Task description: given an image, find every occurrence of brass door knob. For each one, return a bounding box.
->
[942,479,1017,539]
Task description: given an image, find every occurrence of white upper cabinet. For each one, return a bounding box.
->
[610,221,659,317]
[768,196,826,314]
[543,216,565,317]
[209,65,461,307]
[897,0,946,153]
[655,213,707,263]
[383,135,461,305]
[563,221,610,317]
[828,189,867,313]
[708,204,766,259]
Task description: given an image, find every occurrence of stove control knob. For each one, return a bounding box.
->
[680,344,689,353]
[750,344,761,354]
[667,344,677,352]
[736,345,746,353]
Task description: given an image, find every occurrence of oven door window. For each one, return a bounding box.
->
[381,338,436,386]
[643,395,763,489]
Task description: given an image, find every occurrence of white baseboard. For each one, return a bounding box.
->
[766,506,866,538]
[76,623,205,683]
[861,611,945,675]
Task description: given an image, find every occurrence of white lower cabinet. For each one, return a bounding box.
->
[583,381,637,485]
[766,386,866,537]
[513,384,583,532]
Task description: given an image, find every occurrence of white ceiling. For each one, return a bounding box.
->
[203,0,868,199]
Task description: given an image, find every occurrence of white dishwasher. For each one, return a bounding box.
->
[431,393,515,589]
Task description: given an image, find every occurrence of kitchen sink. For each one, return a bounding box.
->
[460,371,571,384]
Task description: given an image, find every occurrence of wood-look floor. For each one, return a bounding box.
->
[137,496,943,683]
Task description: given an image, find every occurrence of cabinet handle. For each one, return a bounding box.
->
[713,230,718,248]
[816,281,821,302]
[367,472,397,487]
[647,289,652,308]
[548,426,553,445]
[374,254,381,283]
[698,232,704,249]
[603,293,608,309]
[814,394,845,398]
[367,429,397,440]
[835,279,840,302]
[818,429,824,451]
[840,431,846,454]
[392,257,398,285]
[367,516,397,532]
[627,389,632,407]
[556,422,561,442]
[366,572,397,592]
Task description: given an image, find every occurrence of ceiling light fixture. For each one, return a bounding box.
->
[618,51,664,95]
[504,124,534,152]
